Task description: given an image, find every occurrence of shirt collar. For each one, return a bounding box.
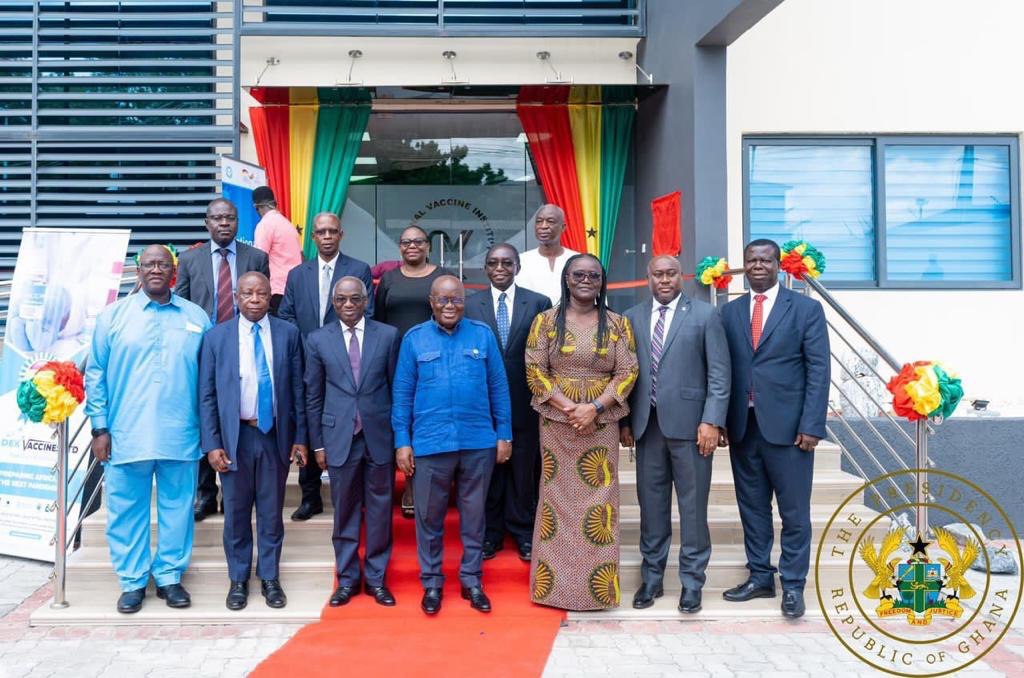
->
[431,318,462,336]
[653,292,683,313]
[751,281,780,303]
[491,283,516,304]
[340,316,365,334]
[135,290,181,309]
[211,239,236,255]
[239,313,270,334]
[318,253,340,269]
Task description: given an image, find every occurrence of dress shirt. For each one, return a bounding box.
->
[490,283,516,318]
[392,318,513,456]
[85,291,211,465]
[209,239,238,319]
[340,316,365,356]
[253,209,302,296]
[238,314,275,420]
[516,248,580,305]
[748,281,780,323]
[649,292,683,340]
[318,253,339,321]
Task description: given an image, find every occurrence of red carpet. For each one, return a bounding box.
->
[252,475,566,678]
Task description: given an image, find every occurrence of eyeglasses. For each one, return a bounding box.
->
[399,237,428,248]
[314,228,341,237]
[430,295,465,307]
[333,295,365,305]
[207,213,237,223]
[139,262,173,272]
[569,270,602,283]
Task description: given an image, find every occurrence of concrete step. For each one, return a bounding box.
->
[569,592,824,621]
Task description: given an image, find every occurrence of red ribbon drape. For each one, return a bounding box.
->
[516,88,587,253]
[651,191,682,257]
[248,104,292,220]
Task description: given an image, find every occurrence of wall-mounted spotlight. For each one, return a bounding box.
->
[255,57,279,86]
[536,51,572,84]
[441,50,468,85]
[618,50,653,84]
[338,49,364,86]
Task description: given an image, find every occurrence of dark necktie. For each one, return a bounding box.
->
[216,248,233,324]
[348,327,362,435]
[650,305,668,406]
[496,292,510,349]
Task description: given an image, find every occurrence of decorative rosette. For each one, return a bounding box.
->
[886,361,963,422]
[695,256,733,289]
[133,243,179,287]
[780,240,826,280]
[16,360,86,425]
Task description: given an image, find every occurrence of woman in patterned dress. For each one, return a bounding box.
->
[526,253,638,611]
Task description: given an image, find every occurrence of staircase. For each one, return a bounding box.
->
[29,440,880,626]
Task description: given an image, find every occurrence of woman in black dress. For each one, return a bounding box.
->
[375,224,453,516]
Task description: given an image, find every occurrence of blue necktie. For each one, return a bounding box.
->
[252,323,274,434]
[496,291,510,349]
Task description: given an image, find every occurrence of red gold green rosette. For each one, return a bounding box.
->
[695,256,733,289]
[16,360,85,425]
[780,240,825,280]
[133,243,179,287]
[886,361,963,421]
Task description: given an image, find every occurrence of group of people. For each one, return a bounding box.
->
[84,188,829,621]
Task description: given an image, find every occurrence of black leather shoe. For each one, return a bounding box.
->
[722,579,776,602]
[632,582,664,609]
[329,585,356,607]
[365,584,396,606]
[482,541,502,560]
[679,589,702,613]
[226,581,248,610]
[781,589,805,618]
[193,500,217,522]
[460,585,491,613]
[421,588,443,615]
[261,579,287,608]
[116,587,145,614]
[155,583,191,608]
[290,501,323,522]
[517,542,532,561]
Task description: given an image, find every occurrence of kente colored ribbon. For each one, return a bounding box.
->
[695,256,733,289]
[16,360,85,425]
[780,240,826,280]
[887,361,963,421]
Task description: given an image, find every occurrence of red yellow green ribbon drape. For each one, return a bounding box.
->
[517,86,635,266]
[248,87,372,258]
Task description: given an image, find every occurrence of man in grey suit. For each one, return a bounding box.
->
[175,197,271,522]
[304,277,400,608]
[620,255,731,614]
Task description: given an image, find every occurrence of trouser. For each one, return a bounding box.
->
[105,459,197,592]
[219,424,289,582]
[413,448,495,589]
[195,457,219,511]
[328,433,394,587]
[729,409,814,591]
[297,462,324,508]
[484,424,540,547]
[635,410,713,591]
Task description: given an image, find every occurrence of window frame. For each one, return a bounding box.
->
[742,134,1022,290]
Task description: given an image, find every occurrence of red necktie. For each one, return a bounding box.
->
[216,248,234,324]
[751,294,767,350]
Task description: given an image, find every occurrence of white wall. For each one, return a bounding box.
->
[727,0,1024,407]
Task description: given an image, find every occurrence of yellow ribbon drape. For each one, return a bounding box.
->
[568,86,602,257]
[288,88,319,242]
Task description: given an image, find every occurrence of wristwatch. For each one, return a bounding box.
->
[590,400,605,415]
[91,428,109,438]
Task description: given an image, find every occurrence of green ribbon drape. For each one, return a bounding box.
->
[598,104,634,268]
[303,96,371,258]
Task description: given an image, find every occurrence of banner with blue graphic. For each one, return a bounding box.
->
[221,156,267,245]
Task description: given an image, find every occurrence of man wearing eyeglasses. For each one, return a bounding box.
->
[392,275,513,616]
[175,198,271,523]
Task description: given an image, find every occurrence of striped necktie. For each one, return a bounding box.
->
[650,305,668,406]
[215,248,233,323]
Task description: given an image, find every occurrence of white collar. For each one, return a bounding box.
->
[239,314,270,334]
[491,283,516,302]
[652,292,683,313]
[750,281,780,303]
[340,316,365,334]
[318,254,339,269]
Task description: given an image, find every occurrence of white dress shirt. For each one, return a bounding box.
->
[516,248,580,305]
[340,316,365,357]
[649,292,683,341]
[238,314,275,420]
[490,283,516,319]
[748,281,780,323]
[318,253,339,324]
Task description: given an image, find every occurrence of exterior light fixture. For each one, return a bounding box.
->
[536,51,572,84]
[255,57,279,86]
[338,49,364,86]
[618,50,653,84]
[441,50,468,84]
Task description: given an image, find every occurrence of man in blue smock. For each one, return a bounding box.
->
[85,245,211,614]
[392,275,512,617]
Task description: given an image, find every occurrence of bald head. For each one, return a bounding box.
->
[332,276,369,328]
[429,275,465,331]
[236,272,271,322]
[532,203,566,247]
[647,255,683,305]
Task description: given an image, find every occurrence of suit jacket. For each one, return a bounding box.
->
[304,319,399,466]
[198,316,308,468]
[624,294,731,441]
[278,253,375,336]
[175,241,271,319]
[720,285,830,446]
[464,285,552,430]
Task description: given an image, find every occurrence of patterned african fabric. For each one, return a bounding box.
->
[525,309,638,611]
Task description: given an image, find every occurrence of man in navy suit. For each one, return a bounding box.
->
[278,211,374,521]
[719,239,830,619]
[199,272,308,611]
[464,243,551,561]
[176,198,271,522]
[305,276,400,608]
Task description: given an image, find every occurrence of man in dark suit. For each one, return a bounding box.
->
[177,198,271,522]
[278,211,375,521]
[198,272,308,611]
[464,243,551,561]
[719,239,830,619]
[621,255,731,615]
[305,276,400,608]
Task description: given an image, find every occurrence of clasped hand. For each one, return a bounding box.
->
[564,402,598,435]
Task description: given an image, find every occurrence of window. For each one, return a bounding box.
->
[744,136,1020,288]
